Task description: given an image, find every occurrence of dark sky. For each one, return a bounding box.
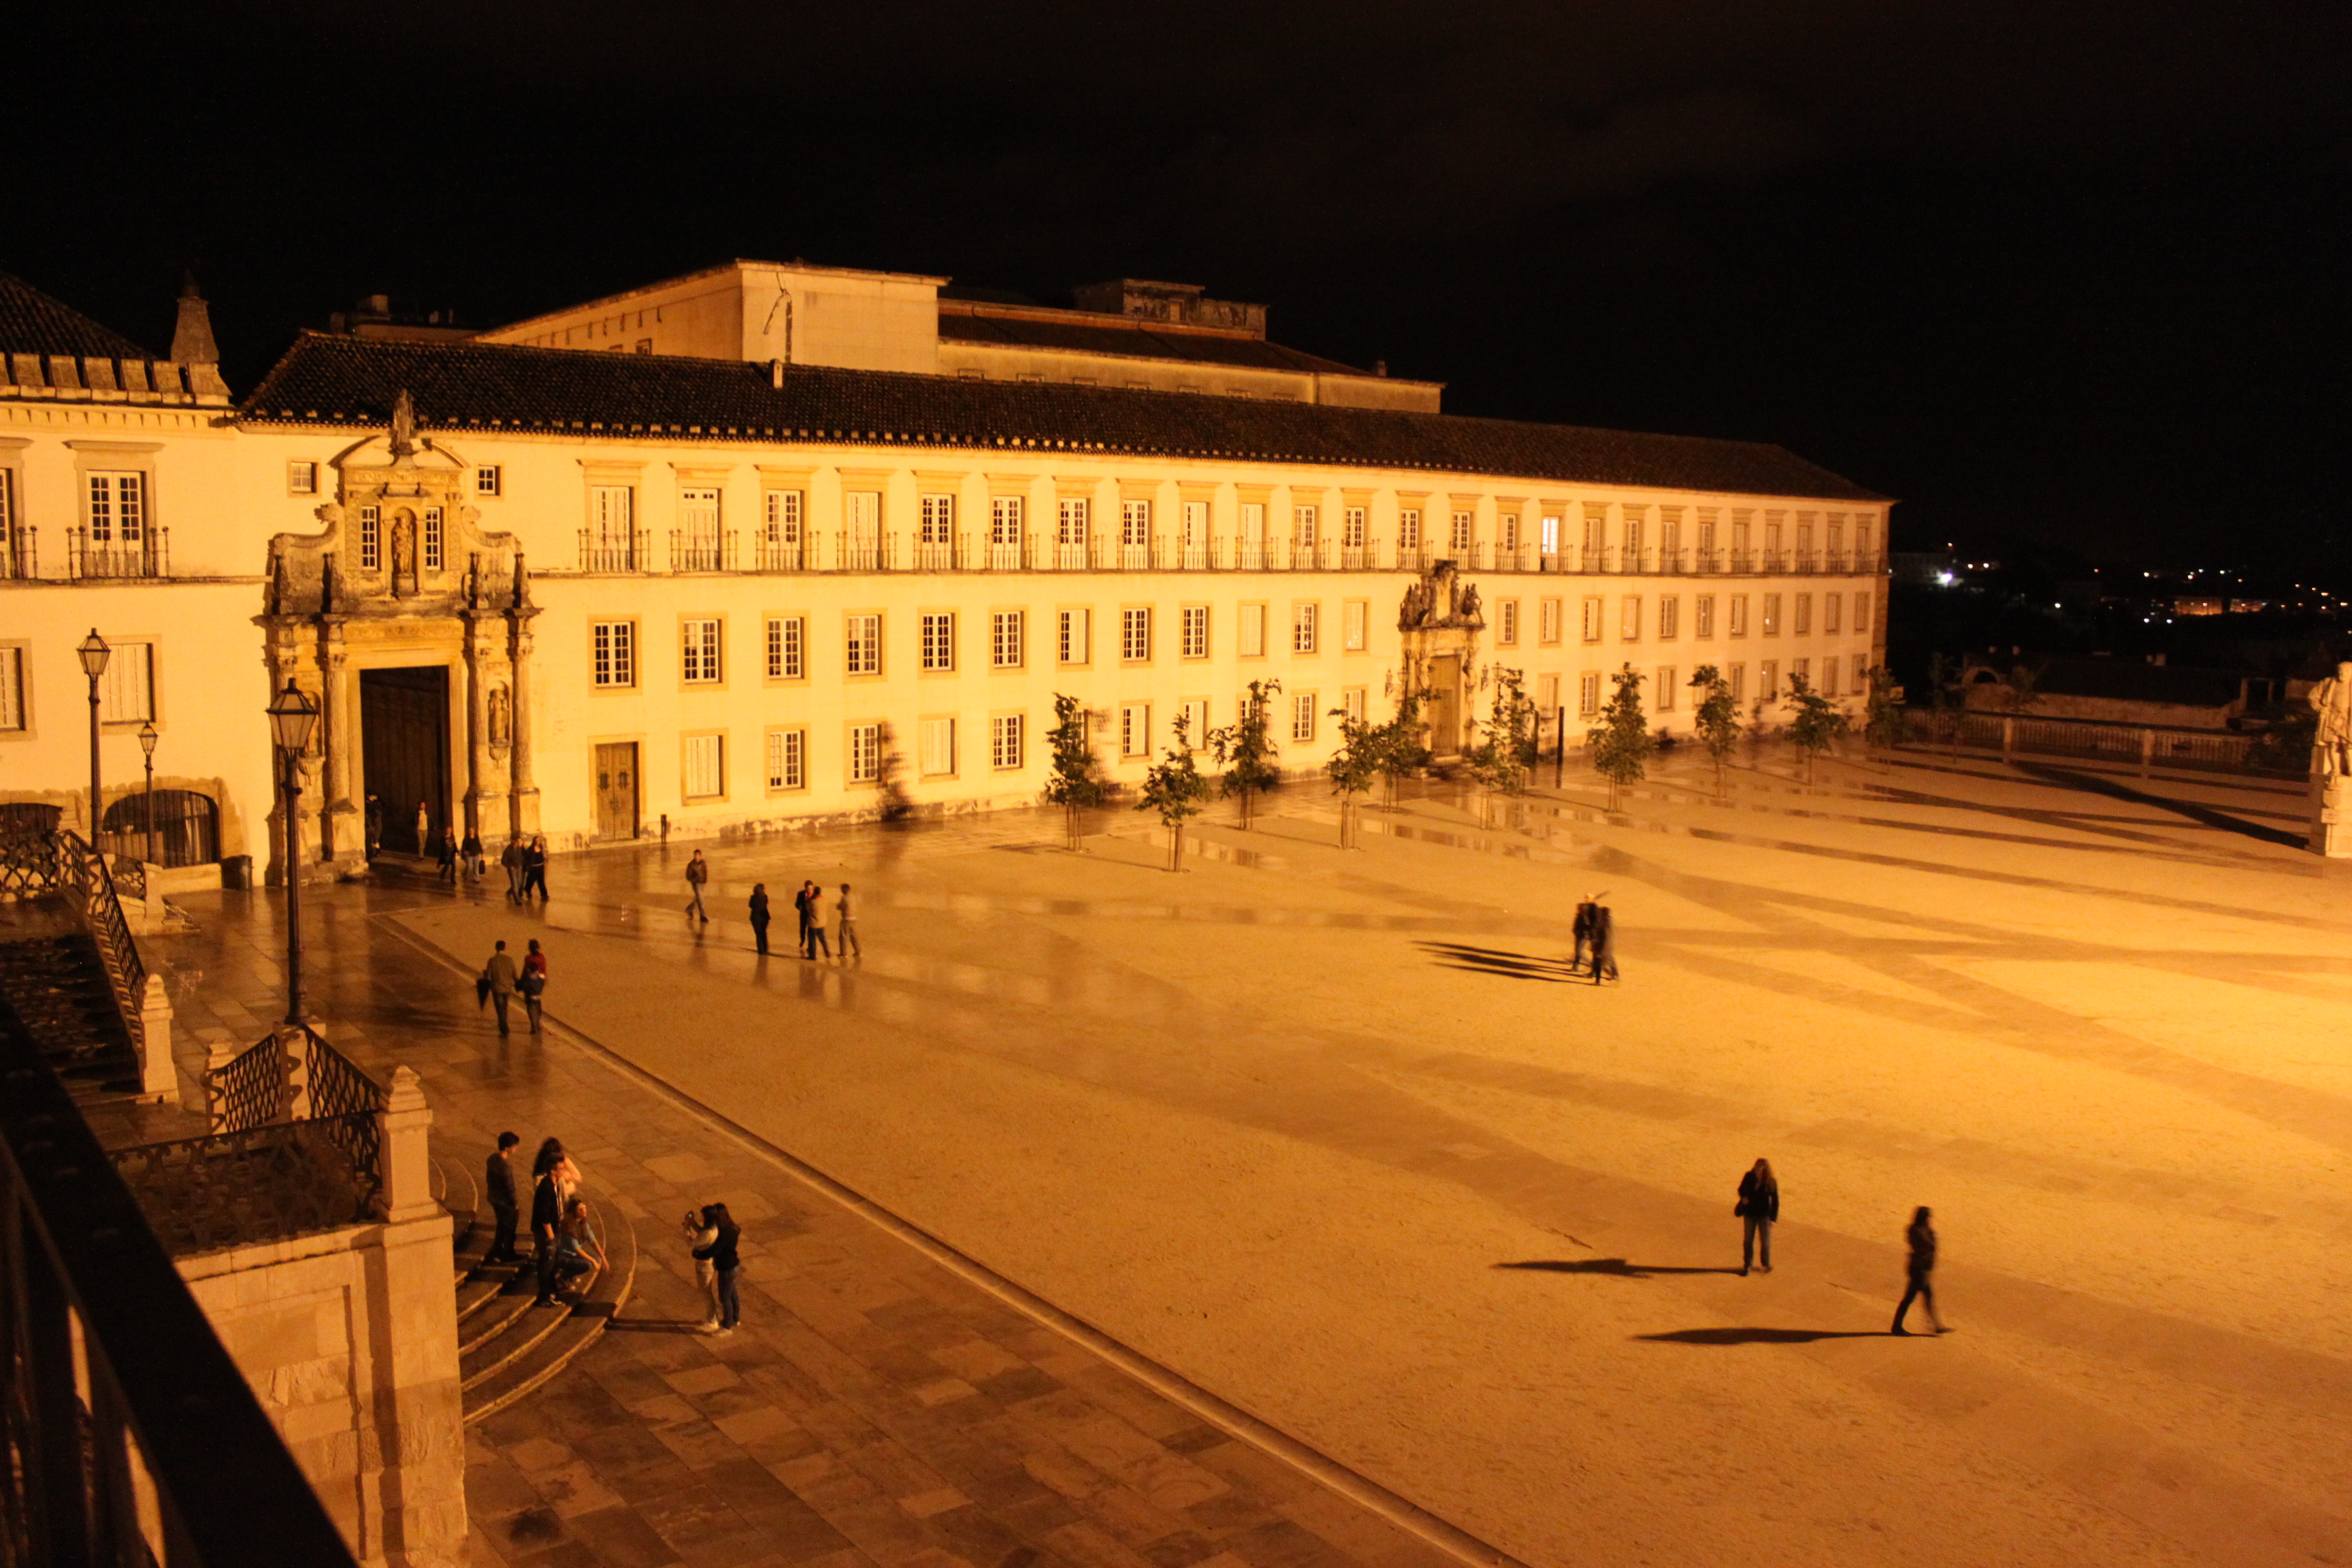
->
[14,2,2349,572]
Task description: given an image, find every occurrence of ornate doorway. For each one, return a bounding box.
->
[361,668,452,853]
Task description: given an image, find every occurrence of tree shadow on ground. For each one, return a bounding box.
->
[1498,1259,1742,1277]
[1636,1327,1886,1345]
[1416,941,1578,983]
[2014,763,2305,849]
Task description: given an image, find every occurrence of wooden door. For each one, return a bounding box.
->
[593,743,638,840]
[1427,655,1462,757]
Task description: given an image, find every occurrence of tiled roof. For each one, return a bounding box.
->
[0,271,154,360]
[240,334,1889,502]
[937,310,1369,378]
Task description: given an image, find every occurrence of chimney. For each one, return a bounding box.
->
[171,273,219,364]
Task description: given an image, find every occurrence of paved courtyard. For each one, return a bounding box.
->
[168,744,2352,1567]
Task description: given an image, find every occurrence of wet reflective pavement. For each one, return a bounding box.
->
[161,745,2352,1567]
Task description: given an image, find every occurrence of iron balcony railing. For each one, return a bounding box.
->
[68,527,168,581]
[576,528,649,573]
[751,534,808,572]
[0,525,34,580]
[668,530,736,572]
[0,995,361,1567]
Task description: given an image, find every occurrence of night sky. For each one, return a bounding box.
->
[14,2,2349,574]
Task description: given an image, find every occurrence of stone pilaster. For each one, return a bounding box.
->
[507,608,540,838]
[2310,774,2352,858]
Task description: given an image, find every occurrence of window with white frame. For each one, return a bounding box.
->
[848,723,882,783]
[592,621,636,687]
[920,612,956,672]
[1582,508,1606,558]
[1539,598,1563,644]
[990,494,1023,544]
[1293,505,1318,547]
[1181,500,1209,548]
[1621,596,1641,641]
[1293,602,1318,653]
[1729,663,1746,702]
[476,465,502,497]
[1342,506,1367,548]
[1536,673,1559,713]
[679,487,720,549]
[358,504,382,572]
[1622,517,1643,564]
[1697,595,1716,638]
[683,734,724,799]
[1239,603,1267,657]
[1581,597,1603,643]
[1578,672,1601,717]
[1825,593,1842,634]
[1499,513,1520,552]
[1656,668,1677,711]
[1661,509,1681,563]
[1341,687,1368,724]
[1120,702,1151,757]
[766,728,805,791]
[845,613,881,676]
[845,490,881,547]
[0,647,22,731]
[0,470,15,566]
[1121,607,1152,662]
[1058,497,1090,546]
[1540,513,1561,557]
[919,493,956,545]
[1399,508,1422,549]
[1761,660,1780,700]
[1121,498,1151,547]
[1821,656,1838,698]
[1239,501,1266,546]
[1290,691,1316,742]
[1172,697,1206,745]
[764,489,803,551]
[1058,608,1090,664]
[766,616,804,680]
[1659,595,1680,639]
[1449,510,1473,551]
[423,506,444,572]
[590,484,633,549]
[992,713,1025,770]
[992,610,1024,668]
[288,460,317,495]
[1792,656,1810,689]
[1730,595,1750,637]
[86,472,146,544]
[1343,600,1367,651]
[1855,591,1871,632]
[1795,593,1812,636]
[1763,594,1782,636]
[919,717,956,777]
[1181,605,1209,659]
[681,618,722,683]
[1498,600,1519,644]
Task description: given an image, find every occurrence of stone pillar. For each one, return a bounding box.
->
[320,623,360,870]
[461,623,496,843]
[199,1036,236,1122]
[2310,774,2352,858]
[376,1066,437,1224]
[508,610,540,838]
[136,973,176,1101]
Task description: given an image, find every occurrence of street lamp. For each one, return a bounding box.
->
[76,630,109,848]
[137,720,160,864]
[266,679,320,1028]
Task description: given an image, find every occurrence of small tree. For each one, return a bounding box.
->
[1136,713,1213,870]
[1862,664,1905,762]
[1999,662,2041,715]
[1208,679,1282,830]
[1587,664,1652,811]
[1326,704,1382,849]
[1467,668,1534,823]
[1042,693,1108,849]
[1689,664,1742,794]
[1782,672,1852,783]
[875,721,913,823]
[1373,686,1431,808]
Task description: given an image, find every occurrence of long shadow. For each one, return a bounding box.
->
[603,1317,707,1333]
[2014,763,2306,849]
[1416,941,1577,983]
[1636,1328,1886,1345]
[1498,1259,1742,1277]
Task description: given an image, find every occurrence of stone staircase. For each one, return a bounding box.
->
[0,896,146,1105]
[430,1143,636,1425]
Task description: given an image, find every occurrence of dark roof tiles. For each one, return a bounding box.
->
[240,334,1886,502]
[0,271,154,361]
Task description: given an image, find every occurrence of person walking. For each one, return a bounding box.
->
[480,940,519,1036]
[436,827,459,883]
[693,1202,742,1334]
[749,883,771,956]
[500,836,523,902]
[529,1155,564,1307]
[803,882,832,960]
[1891,1206,1944,1335]
[484,1131,522,1263]
[364,794,385,860]
[460,827,485,882]
[1570,894,1600,973]
[522,836,549,902]
[684,849,711,922]
[683,1206,723,1330]
[834,882,861,959]
[520,939,549,1034]
[1735,1158,1778,1275]
[1587,902,1618,984]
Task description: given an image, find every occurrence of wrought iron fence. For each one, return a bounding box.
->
[208,1035,290,1134]
[55,830,146,1009]
[668,531,736,572]
[576,528,648,572]
[109,1114,382,1254]
[1899,708,2302,778]
[0,524,34,580]
[751,535,807,571]
[69,527,169,580]
[0,824,64,897]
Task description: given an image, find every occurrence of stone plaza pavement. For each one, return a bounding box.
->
[157,745,2352,1568]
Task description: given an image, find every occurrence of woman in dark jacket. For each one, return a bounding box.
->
[1892,1207,1942,1335]
[1736,1158,1778,1275]
[693,1203,743,1334]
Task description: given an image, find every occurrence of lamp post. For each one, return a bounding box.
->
[76,630,109,848]
[137,720,160,864]
[266,679,321,1028]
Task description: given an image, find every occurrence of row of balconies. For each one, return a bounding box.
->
[578,529,1888,578]
[0,528,172,583]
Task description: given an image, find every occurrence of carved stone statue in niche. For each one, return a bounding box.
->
[390,514,417,595]
[1398,561,1486,632]
[487,685,512,759]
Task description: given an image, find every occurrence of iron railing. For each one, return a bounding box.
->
[576,528,649,573]
[1900,708,2306,777]
[109,1114,382,1255]
[667,530,736,572]
[0,828,64,898]
[54,830,145,1015]
[208,1034,289,1135]
[68,527,168,581]
[0,995,360,1567]
[0,525,33,581]
[751,535,808,571]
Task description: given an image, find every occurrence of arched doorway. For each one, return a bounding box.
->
[101,789,220,866]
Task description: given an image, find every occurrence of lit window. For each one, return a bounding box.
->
[849,723,882,783]
[1696,595,1716,638]
[920,612,956,672]
[766,616,804,680]
[992,713,1025,770]
[1058,608,1090,665]
[1120,702,1151,757]
[1122,607,1152,662]
[1181,605,1209,659]
[288,460,317,495]
[683,734,724,800]
[476,465,502,497]
[1498,600,1519,645]
[1656,668,1677,712]
[1761,660,1780,700]
[845,613,881,676]
[681,618,722,683]
[1293,602,1318,654]
[766,729,805,791]
[1763,593,1782,636]
[1343,600,1367,651]
[992,610,1024,668]
[1621,596,1641,641]
[919,717,956,777]
[1122,499,1152,547]
[1659,596,1680,640]
[592,621,636,687]
[1290,691,1317,742]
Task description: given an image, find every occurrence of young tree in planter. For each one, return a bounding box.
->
[1467,669,1534,825]
[1781,671,1852,783]
[1208,679,1282,830]
[1135,713,1213,870]
[1043,693,1108,849]
[1325,704,1382,849]
[1861,664,1905,764]
[1688,664,1742,794]
[1586,664,1652,811]
[1373,686,1431,808]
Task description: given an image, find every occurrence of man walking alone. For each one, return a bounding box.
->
[684,848,710,923]
[481,940,519,1036]
[749,883,772,956]
[1891,1206,1944,1335]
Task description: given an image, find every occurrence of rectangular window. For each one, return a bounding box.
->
[919,717,957,777]
[1498,514,1519,551]
[97,642,152,723]
[766,615,804,680]
[1659,596,1680,639]
[1240,502,1266,545]
[1498,600,1519,645]
[681,617,722,683]
[1855,591,1872,633]
[476,465,502,497]
[1760,660,1780,701]
[1795,593,1812,636]
[1656,668,1677,712]
[1536,673,1559,713]
[1120,702,1151,758]
[764,489,804,551]
[1290,691,1317,743]
[845,491,882,546]
[86,472,145,543]
[849,723,882,783]
[1122,606,1152,662]
[1539,598,1563,644]
[1398,508,1422,549]
[1825,593,1843,634]
[1853,659,1869,697]
[683,734,724,800]
[1696,595,1716,638]
[990,494,1024,544]
[1730,595,1750,637]
[1793,657,1810,689]
[679,487,721,546]
[1342,506,1367,548]
[1293,602,1318,653]
[992,610,1025,668]
[992,713,1025,770]
[1177,698,1209,745]
[1058,497,1090,546]
[919,612,957,672]
[1293,505,1318,546]
[1579,672,1601,717]
[359,504,381,572]
[1763,593,1782,636]
[1058,608,1091,665]
[1540,514,1561,557]
[288,460,317,495]
[1341,687,1368,724]
[845,613,882,676]
[1622,517,1643,564]
[0,647,21,732]
[1620,596,1641,641]
[1729,663,1746,704]
[1581,597,1603,643]
[1181,500,1209,547]
[1181,605,1209,659]
[1583,508,1606,557]
[1449,510,1473,551]
[423,506,444,572]
[919,493,956,545]
[1122,498,1152,547]
[1343,600,1367,651]
[1239,603,1267,657]
[592,621,636,688]
[1822,656,1839,698]
[766,728,806,791]
[590,484,634,546]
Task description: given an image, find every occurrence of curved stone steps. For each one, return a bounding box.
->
[460,1203,637,1426]
[459,1277,540,1357]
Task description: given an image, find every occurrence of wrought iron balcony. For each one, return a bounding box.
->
[577,528,649,573]
[69,527,168,580]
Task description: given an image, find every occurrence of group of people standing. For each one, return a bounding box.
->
[729,864,860,960]
[483,1132,606,1309]
[1732,1158,1944,1335]
[1570,894,1618,983]
[680,1204,745,1333]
